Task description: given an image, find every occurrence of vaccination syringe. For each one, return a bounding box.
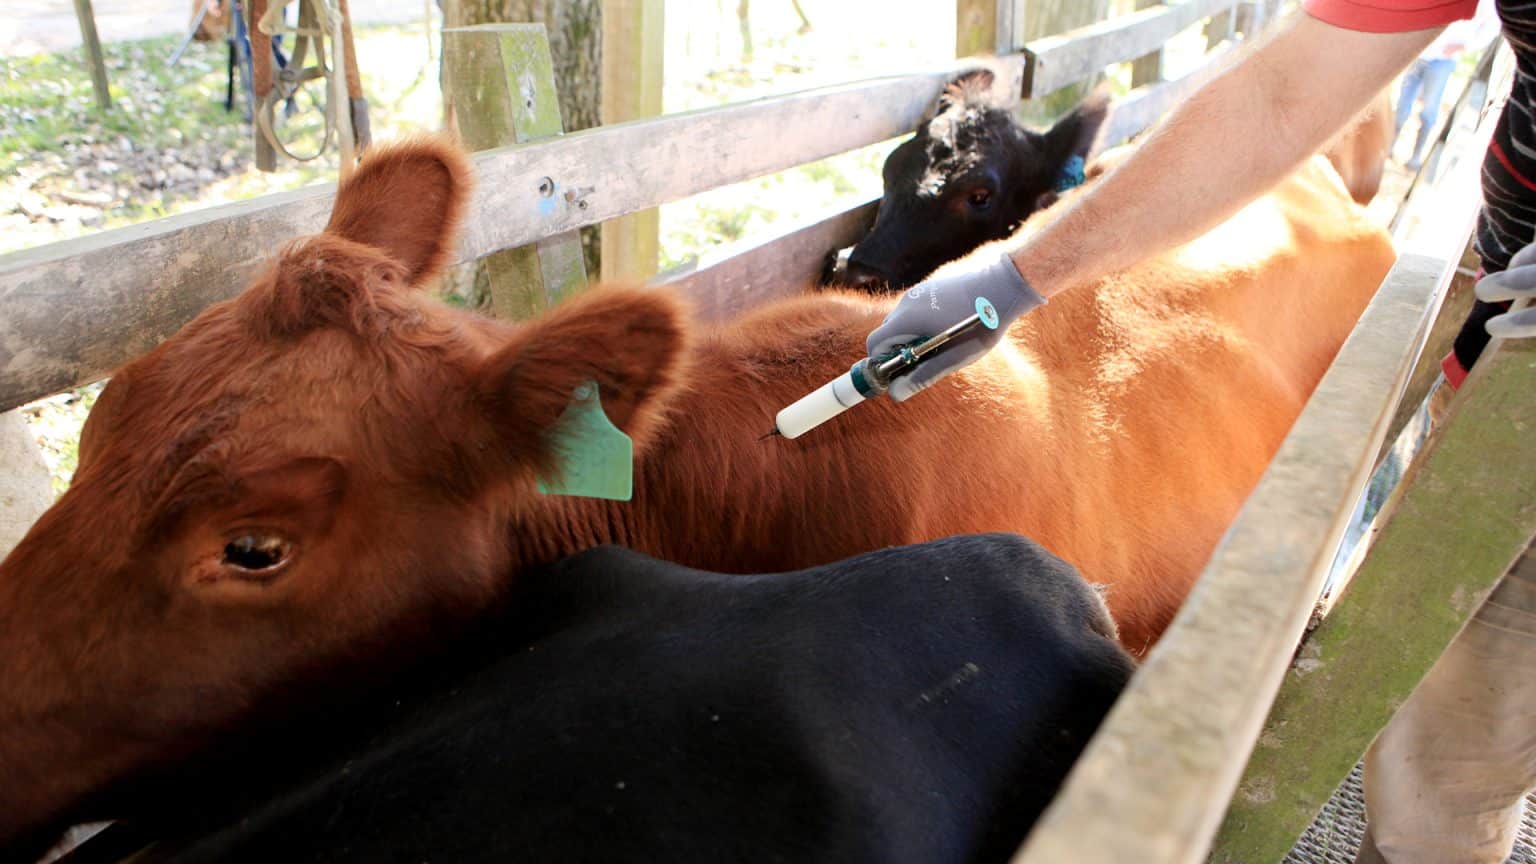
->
[769,296,1001,439]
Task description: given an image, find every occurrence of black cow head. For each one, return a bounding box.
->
[837,70,1108,292]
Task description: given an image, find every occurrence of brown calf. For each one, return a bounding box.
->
[0,136,1393,851]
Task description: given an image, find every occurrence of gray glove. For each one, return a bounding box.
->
[865,252,1046,401]
[1477,244,1536,340]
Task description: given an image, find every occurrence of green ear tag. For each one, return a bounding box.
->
[536,381,634,502]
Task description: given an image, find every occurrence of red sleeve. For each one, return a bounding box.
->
[1303,0,1478,32]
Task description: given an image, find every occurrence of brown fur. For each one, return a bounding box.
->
[0,136,1394,849]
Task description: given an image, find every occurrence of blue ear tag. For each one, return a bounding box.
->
[1056,154,1087,193]
[536,381,634,502]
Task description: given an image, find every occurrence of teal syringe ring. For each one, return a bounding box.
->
[771,296,1001,439]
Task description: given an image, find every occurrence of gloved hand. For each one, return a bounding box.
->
[865,253,1046,402]
[1477,244,1536,340]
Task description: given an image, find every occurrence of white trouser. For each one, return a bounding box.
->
[1358,542,1536,864]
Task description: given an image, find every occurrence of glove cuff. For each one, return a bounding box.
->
[979,253,1046,324]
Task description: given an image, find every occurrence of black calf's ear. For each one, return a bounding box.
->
[927,67,1000,122]
[1044,89,1105,158]
[1034,90,1111,211]
[1043,88,1110,167]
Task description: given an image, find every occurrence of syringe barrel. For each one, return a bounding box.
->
[774,366,868,439]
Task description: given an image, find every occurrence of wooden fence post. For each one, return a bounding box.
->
[997,0,1025,53]
[599,0,663,282]
[72,0,111,111]
[1210,337,1536,863]
[0,411,52,559]
[956,0,997,57]
[443,23,588,318]
[1205,8,1234,49]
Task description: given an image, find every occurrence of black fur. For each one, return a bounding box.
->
[62,534,1132,864]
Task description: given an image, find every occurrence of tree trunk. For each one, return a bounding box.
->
[442,0,603,283]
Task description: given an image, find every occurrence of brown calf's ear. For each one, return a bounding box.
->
[324,135,473,286]
[476,287,693,466]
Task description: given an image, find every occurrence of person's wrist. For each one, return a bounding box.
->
[978,252,1046,324]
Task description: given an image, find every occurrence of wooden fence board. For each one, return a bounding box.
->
[656,199,878,322]
[1211,336,1536,863]
[0,58,1020,412]
[1101,40,1238,145]
[1023,0,1240,98]
[443,23,590,318]
[1012,254,1449,864]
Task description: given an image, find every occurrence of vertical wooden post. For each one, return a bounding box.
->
[1129,0,1163,87]
[72,0,111,111]
[996,0,1025,53]
[0,410,53,559]
[956,0,997,57]
[599,0,664,282]
[443,23,588,318]
[1210,338,1536,863]
[1205,8,1234,50]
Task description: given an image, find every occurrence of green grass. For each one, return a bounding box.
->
[1,36,254,213]
[0,41,194,173]
[1,24,443,257]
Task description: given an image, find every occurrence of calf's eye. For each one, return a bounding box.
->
[223,535,292,572]
[967,188,992,209]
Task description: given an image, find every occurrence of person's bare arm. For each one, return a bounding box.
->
[1012,11,1437,297]
[867,10,1441,402]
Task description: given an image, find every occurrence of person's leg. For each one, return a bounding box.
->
[1396,59,1429,140]
[1409,58,1459,166]
[1357,542,1536,864]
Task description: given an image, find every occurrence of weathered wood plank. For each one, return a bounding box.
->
[1023,0,1240,98]
[0,185,335,414]
[1381,246,1476,454]
[1210,336,1536,863]
[599,0,665,281]
[1100,39,1238,145]
[1018,0,1116,117]
[655,199,879,322]
[1012,253,1449,864]
[1381,41,1507,449]
[0,57,1020,412]
[443,23,589,318]
[996,0,1025,54]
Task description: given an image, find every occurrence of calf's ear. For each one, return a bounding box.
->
[926,67,998,123]
[1032,89,1111,211]
[1041,88,1110,168]
[323,135,472,286]
[475,286,692,465]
